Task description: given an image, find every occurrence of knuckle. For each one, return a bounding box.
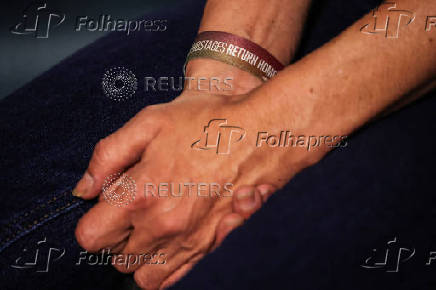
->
[143,104,160,112]
[139,104,169,126]
[156,217,186,236]
[75,219,99,252]
[111,257,135,273]
[92,138,112,165]
[134,270,154,289]
[139,104,160,120]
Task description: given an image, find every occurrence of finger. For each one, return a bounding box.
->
[214,185,274,249]
[110,236,130,253]
[111,229,158,273]
[160,258,200,289]
[111,199,178,274]
[232,186,262,219]
[214,213,244,249]
[110,246,165,274]
[73,108,159,199]
[75,162,147,253]
[75,201,132,252]
[256,184,276,202]
[133,251,201,290]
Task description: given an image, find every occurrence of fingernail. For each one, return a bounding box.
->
[236,188,255,201]
[236,188,256,210]
[72,189,81,197]
[259,187,270,197]
[72,171,94,197]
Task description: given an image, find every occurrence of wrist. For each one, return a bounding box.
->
[184,58,262,95]
[199,0,312,65]
[242,65,347,165]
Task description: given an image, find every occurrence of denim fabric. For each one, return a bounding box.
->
[1,0,435,289]
[0,1,204,289]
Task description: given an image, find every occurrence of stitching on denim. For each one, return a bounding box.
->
[0,192,67,238]
[0,190,82,250]
[9,191,69,226]
[3,198,80,243]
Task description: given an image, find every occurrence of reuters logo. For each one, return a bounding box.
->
[102,67,137,101]
[102,173,136,207]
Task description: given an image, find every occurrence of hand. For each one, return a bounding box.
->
[162,184,276,288]
[215,184,275,248]
[73,85,324,289]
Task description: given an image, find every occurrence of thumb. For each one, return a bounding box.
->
[73,108,159,199]
[214,185,273,248]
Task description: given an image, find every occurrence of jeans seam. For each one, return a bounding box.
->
[0,190,83,252]
[3,191,69,233]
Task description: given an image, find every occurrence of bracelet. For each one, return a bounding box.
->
[184,31,284,81]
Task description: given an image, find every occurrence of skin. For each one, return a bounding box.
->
[73,0,435,289]
[74,1,307,287]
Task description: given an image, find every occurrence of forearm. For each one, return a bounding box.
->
[186,0,312,93]
[198,0,312,64]
[252,0,435,141]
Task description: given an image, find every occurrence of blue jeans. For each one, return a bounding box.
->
[1,0,436,289]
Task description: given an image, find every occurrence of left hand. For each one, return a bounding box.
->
[74,88,320,289]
